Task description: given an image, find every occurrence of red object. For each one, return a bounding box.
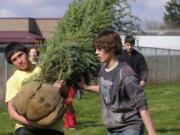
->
[64,87,76,128]
[64,110,76,128]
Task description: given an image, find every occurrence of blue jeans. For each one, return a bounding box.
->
[108,128,144,135]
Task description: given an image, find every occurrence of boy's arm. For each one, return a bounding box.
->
[83,85,99,93]
[140,109,156,135]
[77,76,99,93]
[124,76,156,135]
[139,55,148,87]
[7,101,34,126]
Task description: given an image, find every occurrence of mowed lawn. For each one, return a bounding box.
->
[0,82,180,135]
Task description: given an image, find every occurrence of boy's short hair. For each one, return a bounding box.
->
[93,30,122,54]
[124,35,135,45]
[5,42,28,64]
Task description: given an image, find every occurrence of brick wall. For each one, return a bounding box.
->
[35,18,60,39]
[0,18,60,39]
[0,18,29,31]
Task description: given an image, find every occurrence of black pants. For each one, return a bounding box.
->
[15,127,64,135]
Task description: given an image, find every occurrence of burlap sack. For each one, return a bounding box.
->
[12,81,66,127]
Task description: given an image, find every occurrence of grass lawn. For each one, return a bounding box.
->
[0,82,180,135]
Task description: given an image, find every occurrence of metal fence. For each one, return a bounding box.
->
[0,45,180,105]
[138,47,180,84]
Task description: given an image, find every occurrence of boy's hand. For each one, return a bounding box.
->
[53,80,69,98]
[140,80,145,88]
[53,80,66,92]
[77,76,87,90]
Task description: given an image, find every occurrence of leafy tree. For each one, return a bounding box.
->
[164,0,180,28]
[38,0,141,87]
[113,0,142,34]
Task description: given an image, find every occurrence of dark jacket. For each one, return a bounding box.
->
[99,62,147,131]
[119,49,148,82]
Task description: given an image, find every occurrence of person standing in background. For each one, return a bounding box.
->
[29,46,40,64]
[119,35,148,88]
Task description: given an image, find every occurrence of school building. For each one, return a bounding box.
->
[0,17,60,46]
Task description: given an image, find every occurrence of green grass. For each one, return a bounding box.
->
[0,107,14,135]
[145,82,180,135]
[0,82,180,135]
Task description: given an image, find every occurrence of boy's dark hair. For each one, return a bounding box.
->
[5,42,28,64]
[124,35,135,45]
[93,30,122,54]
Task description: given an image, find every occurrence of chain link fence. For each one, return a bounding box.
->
[0,45,180,105]
[138,47,180,83]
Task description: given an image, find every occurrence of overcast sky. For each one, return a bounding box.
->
[131,0,169,28]
[0,0,169,29]
[0,0,73,18]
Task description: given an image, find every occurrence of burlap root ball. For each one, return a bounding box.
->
[12,81,66,127]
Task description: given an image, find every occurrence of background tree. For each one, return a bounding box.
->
[113,0,142,34]
[38,0,141,87]
[144,19,166,30]
[164,0,180,28]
